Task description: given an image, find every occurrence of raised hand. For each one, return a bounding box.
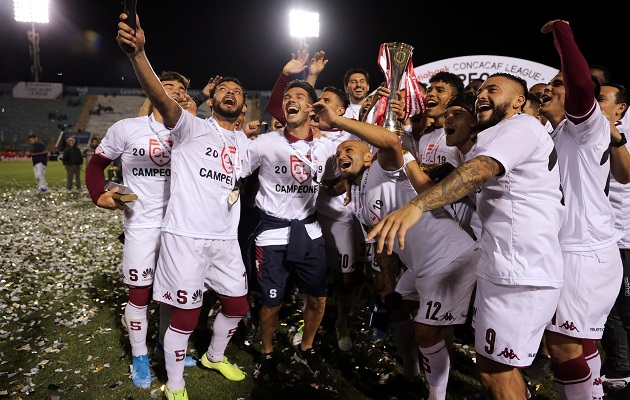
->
[364,202,424,254]
[117,13,144,54]
[282,50,310,76]
[202,75,222,99]
[308,51,329,78]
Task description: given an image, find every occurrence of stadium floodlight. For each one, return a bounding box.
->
[14,0,49,82]
[289,10,319,51]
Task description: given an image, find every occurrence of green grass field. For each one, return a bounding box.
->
[0,161,564,399]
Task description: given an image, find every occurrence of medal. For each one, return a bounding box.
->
[228,188,240,205]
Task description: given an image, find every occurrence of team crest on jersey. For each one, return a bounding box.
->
[221,145,237,174]
[290,155,310,184]
[149,138,171,166]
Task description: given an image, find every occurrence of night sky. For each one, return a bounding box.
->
[1,1,627,92]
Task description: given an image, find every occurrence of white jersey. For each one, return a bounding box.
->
[607,122,630,249]
[351,160,475,277]
[316,129,360,222]
[245,129,337,245]
[416,127,461,166]
[551,102,623,251]
[97,114,171,228]
[343,103,362,120]
[161,111,250,239]
[471,113,564,287]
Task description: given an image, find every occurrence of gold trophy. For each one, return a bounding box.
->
[381,42,414,136]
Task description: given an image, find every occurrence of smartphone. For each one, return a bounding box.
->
[123,0,137,31]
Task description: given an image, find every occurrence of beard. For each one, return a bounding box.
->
[473,101,509,132]
[212,101,243,119]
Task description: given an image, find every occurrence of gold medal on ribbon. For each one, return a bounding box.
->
[228,188,240,205]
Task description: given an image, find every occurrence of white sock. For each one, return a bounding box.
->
[419,339,450,400]
[164,326,191,391]
[585,350,604,400]
[206,312,241,362]
[125,302,148,357]
[390,319,421,381]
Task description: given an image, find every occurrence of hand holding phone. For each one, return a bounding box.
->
[123,0,137,31]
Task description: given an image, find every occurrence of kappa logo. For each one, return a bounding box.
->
[221,145,237,174]
[290,155,310,184]
[497,348,520,360]
[441,312,455,322]
[142,267,154,279]
[162,292,173,301]
[559,321,580,332]
[149,138,171,167]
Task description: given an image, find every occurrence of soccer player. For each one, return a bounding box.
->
[366,72,565,398]
[311,92,479,400]
[539,20,625,400]
[86,70,193,389]
[116,13,249,400]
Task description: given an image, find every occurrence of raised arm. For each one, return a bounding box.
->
[116,13,182,128]
[542,20,594,122]
[312,100,403,171]
[265,50,310,125]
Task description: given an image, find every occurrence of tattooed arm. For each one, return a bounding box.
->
[366,155,502,254]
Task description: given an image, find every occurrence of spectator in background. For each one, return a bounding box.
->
[83,137,99,165]
[62,137,83,190]
[27,135,49,193]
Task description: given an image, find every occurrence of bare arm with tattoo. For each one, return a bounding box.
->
[366,155,502,254]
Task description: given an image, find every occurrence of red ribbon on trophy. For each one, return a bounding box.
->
[373,42,426,130]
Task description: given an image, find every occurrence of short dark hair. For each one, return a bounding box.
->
[488,72,528,98]
[602,83,629,118]
[209,77,247,100]
[158,71,190,90]
[28,135,37,139]
[321,86,350,109]
[286,80,318,104]
[429,72,465,96]
[343,68,370,87]
[524,92,542,112]
[446,92,477,117]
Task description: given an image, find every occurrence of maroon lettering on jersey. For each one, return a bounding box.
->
[290,155,310,184]
[149,138,171,166]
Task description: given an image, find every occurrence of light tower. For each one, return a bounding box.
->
[289,10,319,52]
[13,0,49,82]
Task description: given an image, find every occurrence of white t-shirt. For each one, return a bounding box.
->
[471,113,564,287]
[245,129,337,245]
[161,111,250,239]
[97,114,171,228]
[352,160,475,277]
[551,102,623,251]
[416,127,461,166]
[343,103,363,120]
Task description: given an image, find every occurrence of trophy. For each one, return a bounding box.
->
[380,42,414,135]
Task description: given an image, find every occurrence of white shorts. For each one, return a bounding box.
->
[413,244,479,326]
[154,233,248,309]
[395,268,419,302]
[546,244,622,339]
[319,213,356,274]
[122,227,160,287]
[473,277,561,367]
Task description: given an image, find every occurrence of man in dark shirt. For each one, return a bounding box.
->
[28,135,49,193]
[62,137,83,190]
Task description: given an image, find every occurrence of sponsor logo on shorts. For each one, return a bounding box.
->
[192,289,203,302]
[590,327,604,332]
[162,292,173,301]
[142,267,154,279]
